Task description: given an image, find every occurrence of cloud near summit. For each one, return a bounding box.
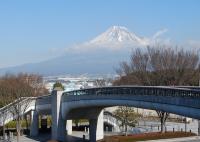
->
[65,26,170,53]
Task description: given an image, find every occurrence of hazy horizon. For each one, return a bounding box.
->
[0,0,200,69]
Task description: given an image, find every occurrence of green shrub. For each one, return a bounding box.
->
[53,82,65,91]
[5,120,30,129]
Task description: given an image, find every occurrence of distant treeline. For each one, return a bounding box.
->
[0,73,48,108]
[114,46,200,86]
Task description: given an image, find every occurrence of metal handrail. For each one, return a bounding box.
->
[63,86,200,98]
[0,97,36,112]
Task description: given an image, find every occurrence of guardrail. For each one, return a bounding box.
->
[62,86,200,110]
[63,86,200,98]
[104,111,121,127]
[0,97,36,126]
[0,97,36,113]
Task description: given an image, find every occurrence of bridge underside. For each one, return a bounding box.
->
[30,87,200,142]
[33,99,200,142]
[62,99,200,120]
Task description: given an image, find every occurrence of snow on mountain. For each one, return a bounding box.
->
[0,26,168,76]
[73,26,150,51]
[91,26,149,45]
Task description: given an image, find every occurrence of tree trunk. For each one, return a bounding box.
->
[156,111,169,133]
[161,120,165,133]
[16,116,21,142]
[2,111,6,140]
[125,124,128,136]
[16,119,19,142]
[124,117,128,136]
[3,121,5,140]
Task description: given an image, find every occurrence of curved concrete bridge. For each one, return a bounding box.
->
[29,86,200,142]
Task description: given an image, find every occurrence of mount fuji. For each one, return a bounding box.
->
[72,26,150,51]
[0,26,167,76]
[89,26,148,45]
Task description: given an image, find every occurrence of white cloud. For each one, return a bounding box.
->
[152,29,168,39]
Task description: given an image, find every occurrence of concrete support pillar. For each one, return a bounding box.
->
[57,116,66,141]
[96,111,104,140]
[89,119,97,142]
[89,111,104,142]
[51,90,66,141]
[66,120,72,135]
[30,110,39,136]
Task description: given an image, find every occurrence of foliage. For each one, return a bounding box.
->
[114,106,139,135]
[5,120,29,129]
[72,119,88,127]
[5,116,53,129]
[53,82,65,91]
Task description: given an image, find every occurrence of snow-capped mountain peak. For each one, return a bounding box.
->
[89,26,148,46]
[72,26,168,52]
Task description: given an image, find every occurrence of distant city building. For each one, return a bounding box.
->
[44,75,113,92]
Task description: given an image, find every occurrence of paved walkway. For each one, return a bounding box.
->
[12,134,50,142]
[11,132,88,142]
[139,136,200,142]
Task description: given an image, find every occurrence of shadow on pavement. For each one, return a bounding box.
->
[25,133,51,142]
[25,133,89,142]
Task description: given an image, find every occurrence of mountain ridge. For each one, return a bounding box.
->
[0,26,167,76]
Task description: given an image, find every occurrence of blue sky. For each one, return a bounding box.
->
[0,0,200,68]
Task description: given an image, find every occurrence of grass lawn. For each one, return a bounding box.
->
[98,131,196,142]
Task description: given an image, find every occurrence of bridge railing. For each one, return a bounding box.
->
[36,95,51,105]
[62,86,200,110]
[0,94,51,126]
[174,86,200,91]
[63,86,200,98]
[0,97,36,126]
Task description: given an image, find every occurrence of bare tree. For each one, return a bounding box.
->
[0,73,48,141]
[156,111,169,133]
[0,104,8,140]
[114,46,200,132]
[0,76,15,140]
[94,79,107,87]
